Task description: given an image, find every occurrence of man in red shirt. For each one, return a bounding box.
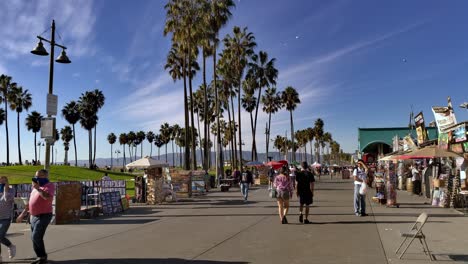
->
[17,169,55,264]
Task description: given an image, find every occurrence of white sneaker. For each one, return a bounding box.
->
[8,244,16,259]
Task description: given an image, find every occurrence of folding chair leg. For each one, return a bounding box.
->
[399,236,417,259]
[422,238,433,261]
[395,237,408,254]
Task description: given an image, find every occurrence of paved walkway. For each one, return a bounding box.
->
[6,175,468,264]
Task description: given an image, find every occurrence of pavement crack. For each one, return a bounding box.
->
[191,215,268,260]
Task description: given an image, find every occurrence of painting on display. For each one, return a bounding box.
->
[438,133,449,150]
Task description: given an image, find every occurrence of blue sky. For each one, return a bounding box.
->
[0,0,467,164]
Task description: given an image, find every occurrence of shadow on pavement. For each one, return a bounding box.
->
[52,258,249,264]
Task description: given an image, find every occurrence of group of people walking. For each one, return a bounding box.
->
[1,169,54,264]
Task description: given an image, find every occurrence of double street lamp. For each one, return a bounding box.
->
[31,20,71,170]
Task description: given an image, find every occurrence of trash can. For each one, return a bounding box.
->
[210,175,215,188]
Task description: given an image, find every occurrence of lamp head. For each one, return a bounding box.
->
[56,49,71,64]
[31,40,49,56]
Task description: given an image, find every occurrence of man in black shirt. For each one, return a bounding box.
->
[296,161,315,224]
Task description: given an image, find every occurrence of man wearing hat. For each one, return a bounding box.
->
[353,160,368,216]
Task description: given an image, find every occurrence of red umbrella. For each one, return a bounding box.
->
[266,161,283,170]
[278,160,289,166]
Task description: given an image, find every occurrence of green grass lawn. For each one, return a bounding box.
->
[0,165,136,197]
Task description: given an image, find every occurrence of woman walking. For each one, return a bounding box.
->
[274,165,294,224]
[0,176,16,261]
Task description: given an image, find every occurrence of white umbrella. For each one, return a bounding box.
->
[126,156,169,169]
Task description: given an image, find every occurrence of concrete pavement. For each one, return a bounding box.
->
[5,175,468,264]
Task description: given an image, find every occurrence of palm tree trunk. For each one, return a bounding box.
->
[188,69,197,170]
[93,126,97,166]
[17,112,22,165]
[158,147,160,160]
[72,124,77,166]
[249,111,254,161]
[172,140,175,166]
[213,46,224,178]
[88,130,92,169]
[227,103,235,169]
[111,144,113,168]
[309,141,313,164]
[122,146,126,170]
[304,142,308,165]
[252,86,263,161]
[290,110,295,162]
[266,114,272,161]
[238,82,243,170]
[230,95,237,169]
[134,145,137,161]
[165,144,168,163]
[202,50,208,171]
[34,132,37,162]
[197,115,203,167]
[4,104,9,165]
[150,142,153,157]
[183,55,190,170]
[128,145,132,162]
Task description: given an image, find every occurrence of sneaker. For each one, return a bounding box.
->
[8,244,16,259]
[355,213,361,216]
[281,217,286,224]
[299,214,303,223]
[283,216,288,224]
[304,219,310,224]
[361,213,368,217]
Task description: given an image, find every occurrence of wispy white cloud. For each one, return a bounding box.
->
[0,1,97,59]
[31,59,49,67]
[0,63,7,74]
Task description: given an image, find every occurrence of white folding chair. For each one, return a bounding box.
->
[395,212,433,261]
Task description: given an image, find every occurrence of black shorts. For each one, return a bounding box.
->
[299,193,313,205]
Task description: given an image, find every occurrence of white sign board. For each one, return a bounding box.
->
[431,106,457,133]
[47,94,58,116]
[40,118,55,139]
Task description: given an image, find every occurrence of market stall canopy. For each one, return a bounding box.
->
[266,161,283,170]
[397,145,463,159]
[245,161,264,167]
[311,162,321,167]
[126,156,169,169]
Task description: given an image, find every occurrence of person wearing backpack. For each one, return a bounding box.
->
[353,160,368,217]
[240,168,254,202]
[274,165,294,224]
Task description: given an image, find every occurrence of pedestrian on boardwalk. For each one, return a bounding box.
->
[353,160,368,217]
[0,176,16,261]
[240,168,254,202]
[274,165,294,224]
[17,169,55,264]
[267,167,275,190]
[296,162,315,224]
[411,164,422,195]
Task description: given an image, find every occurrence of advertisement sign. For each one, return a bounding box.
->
[40,118,56,139]
[452,123,467,143]
[414,112,428,145]
[403,135,417,151]
[432,106,457,133]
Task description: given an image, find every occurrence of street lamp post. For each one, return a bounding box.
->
[31,20,71,170]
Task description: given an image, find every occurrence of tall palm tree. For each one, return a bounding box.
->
[247,50,278,160]
[241,80,257,160]
[154,134,164,161]
[107,133,117,168]
[313,118,324,163]
[25,111,43,163]
[62,101,80,166]
[261,87,282,161]
[8,85,32,165]
[60,126,73,165]
[223,26,256,170]
[323,132,332,165]
[118,133,128,169]
[192,88,205,166]
[160,123,172,163]
[126,131,136,162]
[206,0,235,176]
[281,86,300,162]
[0,75,12,165]
[0,109,5,161]
[171,124,181,166]
[146,131,155,157]
[136,131,146,159]
[305,127,315,163]
[273,135,287,160]
[78,92,98,169]
[91,89,105,166]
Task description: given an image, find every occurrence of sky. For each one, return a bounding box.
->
[0,0,467,164]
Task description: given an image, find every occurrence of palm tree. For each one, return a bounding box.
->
[62,101,80,166]
[91,89,105,166]
[0,74,12,165]
[107,133,117,168]
[273,135,287,160]
[126,131,136,162]
[119,133,128,169]
[192,88,205,166]
[171,124,181,166]
[241,80,257,160]
[146,131,155,157]
[323,132,332,165]
[25,111,43,163]
[8,85,32,165]
[261,87,282,161]
[154,134,164,160]
[281,86,300,162]
[206,0,235,176]
[313,118,324,163]
[160,123,172,163]
[78,92,98,169]
[0,109,5,160]
[247,50,278,160]
[60,126,73,165]
[305,127,315,164]
[136,131,146,159]
[223,26,256,170]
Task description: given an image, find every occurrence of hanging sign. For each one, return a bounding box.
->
[414,112,428,145]
[432,106,457,133]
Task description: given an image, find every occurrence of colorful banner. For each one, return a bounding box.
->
[438,133,449,150]
[452,123,467,143]
[432,106,457,133]
[414,112,428,145]
[403,135,417,151]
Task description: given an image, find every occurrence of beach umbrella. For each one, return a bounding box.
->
[397,145,463,159]
[278,160,289,166]
[245,161,264,167]
[126,156,169,169]
[266,161,283,170]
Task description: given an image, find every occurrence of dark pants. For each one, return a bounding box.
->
[31,213,52,259]
[0,218,12,254]
[413,180,422,195]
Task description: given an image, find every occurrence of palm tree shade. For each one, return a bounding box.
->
[26,111,43,163]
